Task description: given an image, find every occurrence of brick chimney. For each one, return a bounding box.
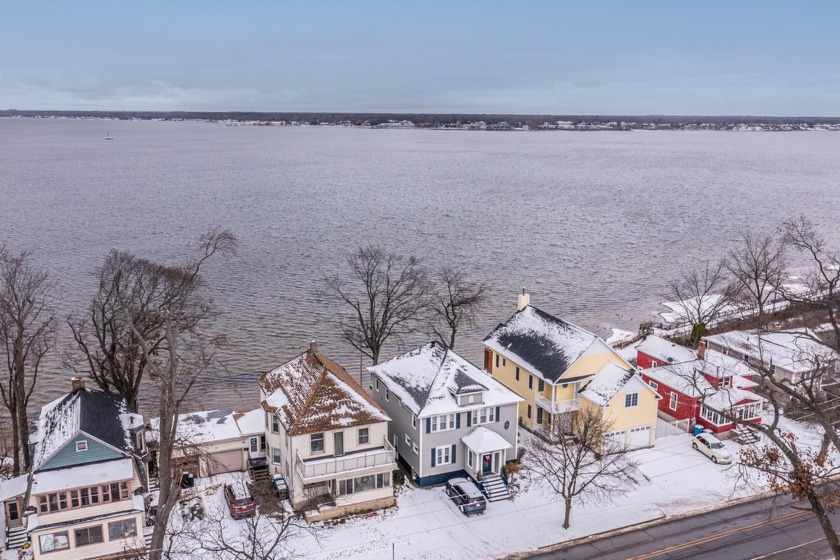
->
[517,287,530,311]
[309,339,318,354]
[697,340,706,360]
[71,376,86,391]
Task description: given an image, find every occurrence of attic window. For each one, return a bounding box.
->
[76,440,88,452]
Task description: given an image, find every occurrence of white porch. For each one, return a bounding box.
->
[461,427,512,478]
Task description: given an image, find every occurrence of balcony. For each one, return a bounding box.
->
[535,394,579,414]
[295,437,396,482]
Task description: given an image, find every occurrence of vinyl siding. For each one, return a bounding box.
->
[39,434,124,471]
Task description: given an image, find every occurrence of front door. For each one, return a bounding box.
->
[334,432,344,457]
[5,499,21,528]
[482,453,493,474]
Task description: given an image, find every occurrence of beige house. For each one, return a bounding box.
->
[259,342,396,521]
[483,292,660,448]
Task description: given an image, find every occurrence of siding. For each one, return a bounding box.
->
[39,434,124,471]
[30,511,144,560]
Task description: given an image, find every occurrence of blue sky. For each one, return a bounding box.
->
[2,2,838,115]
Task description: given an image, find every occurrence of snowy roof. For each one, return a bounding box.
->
[483,305,599,382]
[150,407,244,446]
[369,341,523,416]
[701,349,756,379]
[260,349,389,436]
[32,457,134,494]
[643,362,714,398]
[461,427,512,454]
[578,362,642,407]
[31,388,138,471]
[704,328,839,373]
[0,474,28,501]
[234,408,265,436]
[636,336,697,365]
[703,388,763,410]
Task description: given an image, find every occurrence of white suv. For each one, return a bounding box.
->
[692,432,732,464]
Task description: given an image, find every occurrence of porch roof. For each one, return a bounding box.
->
[461,427,512,454]
[0,474,28,501]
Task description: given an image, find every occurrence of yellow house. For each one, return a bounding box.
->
[482,292,660,448]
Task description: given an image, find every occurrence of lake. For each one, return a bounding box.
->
[2,118,839,412]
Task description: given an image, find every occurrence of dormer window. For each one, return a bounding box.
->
[720,376,733,388]
[76,440,88,452]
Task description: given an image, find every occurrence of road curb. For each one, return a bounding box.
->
[504,490,779,559]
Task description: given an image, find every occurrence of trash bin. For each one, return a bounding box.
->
[692,425,704,436]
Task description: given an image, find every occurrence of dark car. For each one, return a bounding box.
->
[445,477,487,515]
[224,481,256,519]
[271,474,289,500]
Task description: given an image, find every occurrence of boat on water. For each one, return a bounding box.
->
[105,133,114,140]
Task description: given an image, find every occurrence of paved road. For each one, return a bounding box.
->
[531,494,838,560]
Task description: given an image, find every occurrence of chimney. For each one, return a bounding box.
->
[517,287,530,311]
[309,339,318,354]
[772,321,782,333]
[71,377,86,391]
[697,340,706,360]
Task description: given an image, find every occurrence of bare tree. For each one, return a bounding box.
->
[726,232,786,319]
[430,265,487,349]
[101,228,237,560]
[527,406,640,529]
[68,228,237,412]
[780,216,840,352]
[668,260,737,345]
[324,245,429,365]
[0,249,57,476]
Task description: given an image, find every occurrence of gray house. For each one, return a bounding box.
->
[368,341,523,491]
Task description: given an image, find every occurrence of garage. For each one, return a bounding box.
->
[204,449,245,476]
[629,426,653,449]
[605,430,626,449]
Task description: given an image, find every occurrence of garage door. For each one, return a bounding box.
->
[629,426,653,449]
[205,450,244,476]
[173,455,200,477]
[605,430,626,449]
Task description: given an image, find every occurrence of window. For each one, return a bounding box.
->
[75,440,88,452]
[412,442,418,454]
[468,451,474,469]
[74,525,104,546]
[625,393,639,408]
[375,377,380,391]
[527,405,532,419]
[538,379,545,392]
[405,434,411,445]
[337,473,390,496]
[385,389,390,401]
[528,375,533,389]
[272,447,281,464]
[536,408,543,424]
[411,415,417,429]
[737,403,760,420]
[720,376,733,388]
[495,354,499,368]
[358,427,369,445]
[648,380,658,391]
[310,433,325,453]
[502,358,506,366]
[430,413,456,432]
[250,437,259,453]
[669,392,678,411]
[90,487,99,504]
[39,531,69,553]
[107,518,137,541]
[515,367,520,381]
[260,436,266,451]
[651,360,658,368]
[470,407,497,426]
[271,415,279,434]
[701,406,726,426]
[70,490,79,508]
[435,446,453,466]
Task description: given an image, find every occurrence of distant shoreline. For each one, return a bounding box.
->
[2,110,840,131]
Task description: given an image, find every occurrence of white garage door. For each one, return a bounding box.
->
[629,426,653,449]
[605,430,627,449]
[205,450,244,476]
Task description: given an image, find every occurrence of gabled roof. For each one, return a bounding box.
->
[704,328,839,373]
[483,305,599,383]
[259,349,389,436]
[637,335,697,365]
[148,407,243,446]
[31,388,141,471]
[701,349,755,379]
[579,362,653,407]
[368,341,523,416]
[643,362,714,398]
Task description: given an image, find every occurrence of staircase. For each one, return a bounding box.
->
[148,474,160,492]
[733,424,761,445]
[481,473,512,502]
[5,525,28,550]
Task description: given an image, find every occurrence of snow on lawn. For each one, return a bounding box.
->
[165,414,824,560]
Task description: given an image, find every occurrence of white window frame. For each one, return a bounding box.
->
[430,413,456,433]
[470,406,497,426]
[625,393,639,408]
[76,440,88,452]
[271,415,279,434]
[411,415,417,429]
[358,427,369,445]
[412,442,418,454]
[467,451,474,469]
[374,378,380,391]
[669,392,678,411]
[435,446,453,466]
[405,434,411,445]
[272,447,281,464]
[250,437,258,453]
[648,380,658,391]
[700,405,727,426]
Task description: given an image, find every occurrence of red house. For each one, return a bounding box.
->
[636,336,763,434]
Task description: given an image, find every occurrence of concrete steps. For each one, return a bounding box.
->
[5,526,28,549]
[481,474,512,502]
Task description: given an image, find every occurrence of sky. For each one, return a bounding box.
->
[1,1,839,115]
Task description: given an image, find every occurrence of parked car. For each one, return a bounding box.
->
[271,473,289,500]
[445,477,487,515]
[692,433,732,464]
[224,481,256,519]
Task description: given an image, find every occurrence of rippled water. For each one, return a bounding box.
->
[2,118,839,411]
